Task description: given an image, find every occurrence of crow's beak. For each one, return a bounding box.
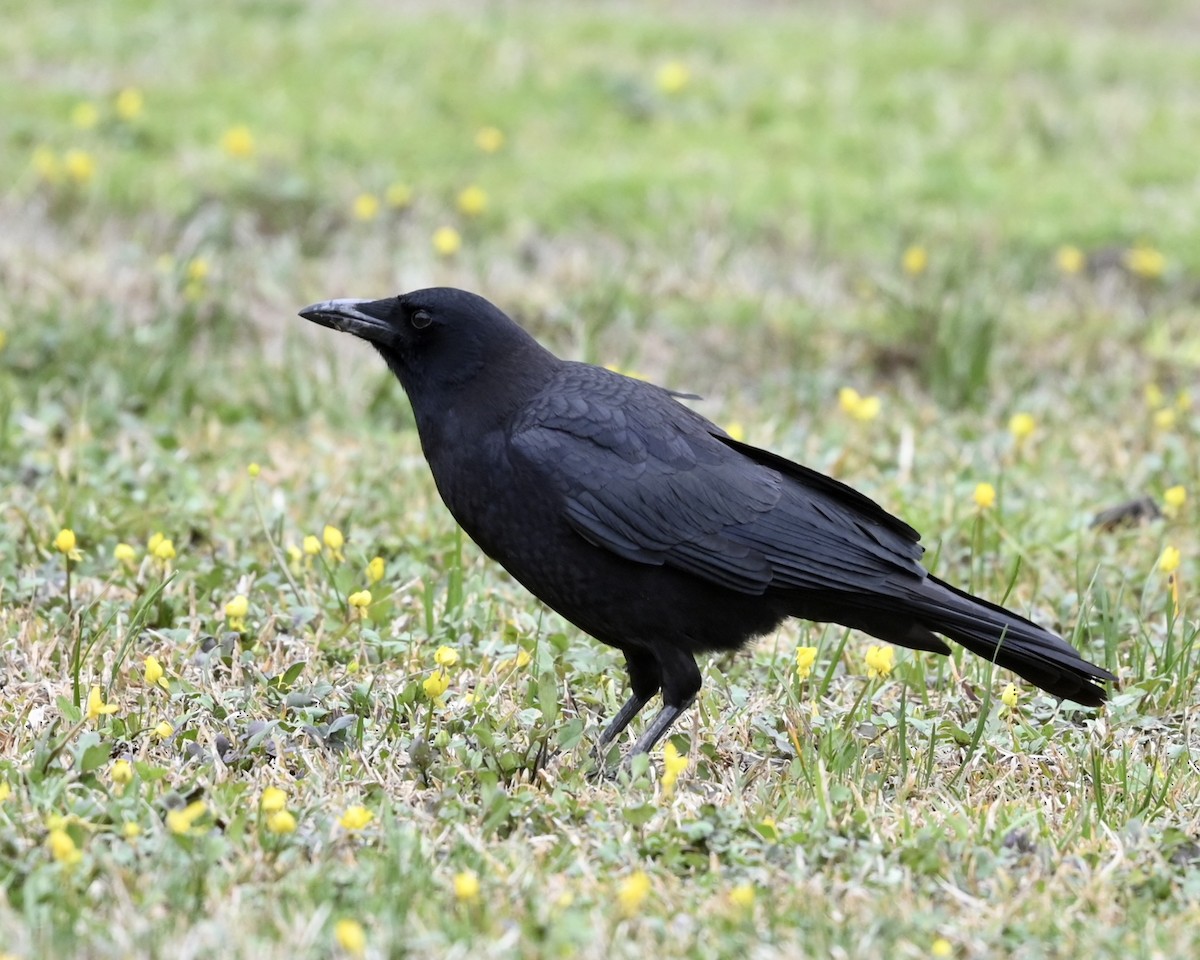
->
[299,298,394,342]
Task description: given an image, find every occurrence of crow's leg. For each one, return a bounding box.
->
[627,647,702,758]
[597,649,661,748]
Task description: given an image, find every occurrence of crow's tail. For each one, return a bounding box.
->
[908,575,1114,706]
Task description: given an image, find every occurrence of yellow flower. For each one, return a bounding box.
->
[423,669,450,701]
[113,542,137,567]
[352,193,380,221]
[220,125,255,159]
[865,645,894,679]
[973,482,996,510]
[457,185,488,217]
[1125,245,1166,279]
[724,422,745,442]
[115,87,144,121]
[110,760,134,785]
[475,126,505,153]
[334,919,366,957]
[931,937,953,958]
[303,535,321,556]
[143,655,168,690]
[1177,390,1192,412]
[261,787,287,813]
[166,800,207,835]
[1000,683,1020,709]
[729,883,755,910]
[122,821,141,839]
[54,528,82,561]
[1154,408,1176,431]
[366,556,385,584]
[1055,245,1084,275]
[338,805,374,831]
[225,594,249,631]
[1159,546,1181,574]
[1008,412,1036,442]
[1144,383,1164,409]
[63,149,95,185]
[153,720,175,739]
[71,102,99,129]
[152,538,176,563]
[617,870,651,915]
[660,741,688,796]
[47,829,82,865]
[385,182,412,208]
[795,646,818,680]
[656,61,690,95]
[348,590,372,613]
[0,782,10,803]
[902,244,928,276]
[432,226,462,257]
[434,645,460,668]
[266,810,296,834]
[323,524,345,561]
[1164,486,1186,511]
[32,146,61,182]
[248,462,261,478]
[837,387,881,421]
[453,870,480,902]
[186,257,209,282]
[86,685,119,722]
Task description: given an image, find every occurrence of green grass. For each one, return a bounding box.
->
[2,1,1199,957]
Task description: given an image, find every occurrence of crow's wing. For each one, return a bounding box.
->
[509,364,925,596]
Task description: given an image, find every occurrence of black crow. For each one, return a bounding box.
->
[300,288,1114,757]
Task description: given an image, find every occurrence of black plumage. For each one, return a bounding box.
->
[300,287,1115,757]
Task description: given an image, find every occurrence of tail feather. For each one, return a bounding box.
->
[910,575,1115,706]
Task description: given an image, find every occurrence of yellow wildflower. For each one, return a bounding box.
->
[338,806,374,831]
[86,685,118,722]
[973,482,996,510]
[323,524,345,561]
[656,61,690,95]
[475,126,505,153]
[220,125,255,159]
[47,829,82,865]
[1144,383,1164,409]
[110,760,134,786]
[143,655,168,690]
[865,645,894,679]
[617,870,651,915]
[1008,412,1036,442]
[113,542,137,567]
[115,87,144,121]
[385,182,412,208]
[267,810,296,834]
[724,422,745,442]
[122,821,141,839]
[453,871,480,902]
[348,590,372,614]
[54,528,82,561]
[1164,486,1186,511]
[932,938,953,958]
[902,245,928,276]
[423,669,450,701]
[1159,546,1181,574]
[186,257,209,282]
[303,535,321,556]
[225,594,249,631]
[795,646,818,680]
[32,146,60,182]
[434,645,460,668]
[1154,408,1176,431]
[71,102,99,129]
[152,538,176,563]
[0,782,10,803]
[334,919,366,957]
[1125,245,1166,280]
[838,387,881,421]
[261,787,287,814]
[1055,245,1084,275]
[248,462,261,478]
[432,226,462,257]
[166,800,207,836]
[352,193,380,221]
[660,741,688,795]
[729,883,755,911]
[1000,683,1020,710]
[457,185,488,217]
[366,556,385,584]
[1177,390,1192,412]
[153,720,174,739]
[63,149,95,185]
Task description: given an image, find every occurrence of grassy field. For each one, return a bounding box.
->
[2,1,1198,956]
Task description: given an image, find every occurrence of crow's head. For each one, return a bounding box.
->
[300,287,548,394]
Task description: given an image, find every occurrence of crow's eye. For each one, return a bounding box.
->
[411,310,432,330]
